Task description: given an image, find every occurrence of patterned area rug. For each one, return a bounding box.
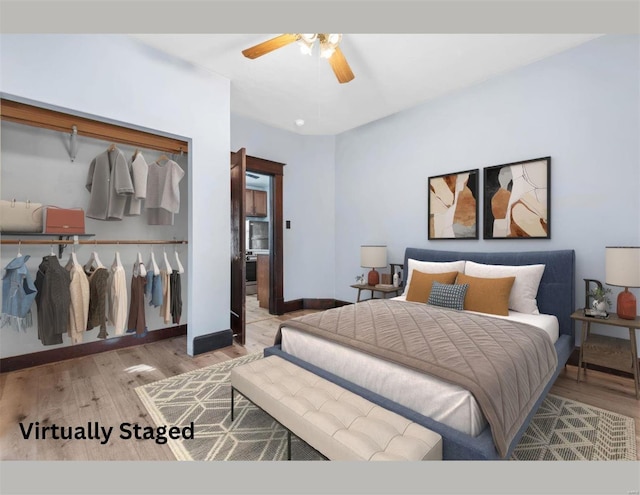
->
[135,353,636,461]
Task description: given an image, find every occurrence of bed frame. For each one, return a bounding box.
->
[265,248,576,460]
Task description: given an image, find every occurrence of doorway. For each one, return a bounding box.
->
[230,150,285,346]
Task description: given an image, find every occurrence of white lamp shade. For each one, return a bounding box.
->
[605,246,640,288]
[361,245,387,268]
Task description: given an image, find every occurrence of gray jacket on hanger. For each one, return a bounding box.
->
[34,255,71,346]
[86,146,134,220]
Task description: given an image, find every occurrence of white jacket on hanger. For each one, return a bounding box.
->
[107,260,128,336]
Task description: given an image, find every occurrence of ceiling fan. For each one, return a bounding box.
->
[242,33,355,84]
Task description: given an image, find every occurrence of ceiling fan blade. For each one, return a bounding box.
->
[242,34,299,59]
[327,46,355,84]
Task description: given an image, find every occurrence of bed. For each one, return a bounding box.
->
[264,248,575,460]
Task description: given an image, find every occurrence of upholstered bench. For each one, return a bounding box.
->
[230,355,442,461]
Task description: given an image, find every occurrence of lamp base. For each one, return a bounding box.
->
[367,269,380,286]
[616,288,637,320]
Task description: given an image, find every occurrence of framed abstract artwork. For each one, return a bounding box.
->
[483,156,550,239]
[428,169,479,239]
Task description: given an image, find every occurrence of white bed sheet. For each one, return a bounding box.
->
[279,299,559,438]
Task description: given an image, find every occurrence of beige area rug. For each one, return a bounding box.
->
[135,353,636,461]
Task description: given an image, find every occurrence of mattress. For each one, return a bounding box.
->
[279,299,559,437]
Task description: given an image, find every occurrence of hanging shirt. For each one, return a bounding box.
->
[66,262,90,344]
[35,255,71,346]
[160,269,171,324]
[107,263,128,336]
[146,158,185,226]
[86,266,109,339]
[1,254,38,331]
[127,152,149,216]
[86,146,135,220]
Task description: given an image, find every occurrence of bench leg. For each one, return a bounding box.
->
[287,430,291,460]
[231,387,235,421]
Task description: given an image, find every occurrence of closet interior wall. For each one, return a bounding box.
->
[0,119,189,360]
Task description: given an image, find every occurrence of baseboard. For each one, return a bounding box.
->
[193,329,233,355]
[567,347,638,379]
[0,324,187,373]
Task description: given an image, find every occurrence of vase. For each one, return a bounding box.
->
[592,299,607,312]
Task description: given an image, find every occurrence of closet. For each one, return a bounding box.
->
[0,96,190,372]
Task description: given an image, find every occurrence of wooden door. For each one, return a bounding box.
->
[230,148,247,345]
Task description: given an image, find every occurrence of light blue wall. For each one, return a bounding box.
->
[0,34,231,356]
[231,114,336,299]
[334,35,639,344]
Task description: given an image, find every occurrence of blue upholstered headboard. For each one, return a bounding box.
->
[403,248,576,339]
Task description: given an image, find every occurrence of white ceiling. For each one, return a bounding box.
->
[131,34,602,136]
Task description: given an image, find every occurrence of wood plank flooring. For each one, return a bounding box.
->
[1,295,638,460]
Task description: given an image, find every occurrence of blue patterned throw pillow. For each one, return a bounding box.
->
[427,281,469,310]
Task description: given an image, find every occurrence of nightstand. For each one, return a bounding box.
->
[571,310,639,399]
[350,284,403,303]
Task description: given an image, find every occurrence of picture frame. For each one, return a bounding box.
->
[428,169,479,240]
[483,156,550,239]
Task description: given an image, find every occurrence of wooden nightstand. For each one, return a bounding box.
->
[571,310,640,399]
[350,284,403,303]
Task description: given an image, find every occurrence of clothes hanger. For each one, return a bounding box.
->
[132,148,139,160]
[136,249,147,277]
[156,154,169,164]
[149,248,160,276]
[17,240,22,258]
[174,246,185,274]
[84,242,105,270]
[108,143,117,152]
[66,245,80,269]
[163,248,173,274]
[113,243,122,269]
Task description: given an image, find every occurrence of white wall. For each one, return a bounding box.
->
[334,35,640,346]
[0,34,231,356]
[231,114,336,300]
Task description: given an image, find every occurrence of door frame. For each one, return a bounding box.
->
[246,155,285,315]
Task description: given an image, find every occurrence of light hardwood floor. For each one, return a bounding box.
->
[1,295,638,460]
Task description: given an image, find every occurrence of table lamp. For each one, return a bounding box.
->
[361,245,387,286]
[605,246,640,320]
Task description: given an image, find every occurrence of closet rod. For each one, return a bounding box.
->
[0,239,187,246]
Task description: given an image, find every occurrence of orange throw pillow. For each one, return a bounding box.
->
[405,270,459,303]
[455,272,515,316]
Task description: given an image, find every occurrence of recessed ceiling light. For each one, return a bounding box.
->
[295,119,305,127]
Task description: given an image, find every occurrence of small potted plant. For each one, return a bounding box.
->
[588,285,612,313]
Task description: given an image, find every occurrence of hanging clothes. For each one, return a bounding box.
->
[86,146,135,220]
[146,158,185,226]
[85,266,110,339]
[66,261,90,344]
[1,254,38,331]
[107,262,128,336]
[145,270,163,308]
[160,269,171,324]
[126,151,149,216]
[170,271,182,325]
[34,255,71,346]
[127,262,147,337]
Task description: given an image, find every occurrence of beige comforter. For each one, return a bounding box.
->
[275,299,558,458]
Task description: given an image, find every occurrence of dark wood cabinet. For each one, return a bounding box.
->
[245,189,267,217]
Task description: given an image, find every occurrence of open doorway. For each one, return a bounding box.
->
[230,151,285,346]
[245,171,272,325]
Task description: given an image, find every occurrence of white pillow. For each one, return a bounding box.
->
[463,261,545,314]
[403,259,466,295]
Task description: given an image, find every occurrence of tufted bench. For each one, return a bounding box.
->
[230,355,442,461]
